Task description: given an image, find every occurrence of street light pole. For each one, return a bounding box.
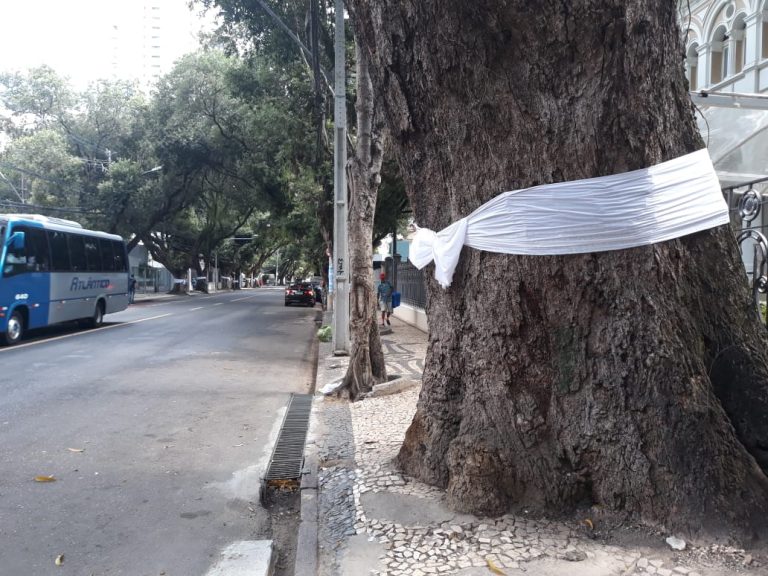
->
[332,0,349,354]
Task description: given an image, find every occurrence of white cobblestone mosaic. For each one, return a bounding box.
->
[315,321,763,576]
[345,386,758,576]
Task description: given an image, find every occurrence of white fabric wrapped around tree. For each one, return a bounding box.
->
[410,149,729,288]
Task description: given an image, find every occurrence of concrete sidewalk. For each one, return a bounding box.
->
[299,317,761,576]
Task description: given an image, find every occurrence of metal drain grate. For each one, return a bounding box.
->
[264,393,313,488]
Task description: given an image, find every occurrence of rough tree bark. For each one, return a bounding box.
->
[349,0,768,538]
[339,26,387,399]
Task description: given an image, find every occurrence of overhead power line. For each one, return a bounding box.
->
[0,170,23,202]
[0,161,76,187]
[0,162,99,210]
[0,199,99,215]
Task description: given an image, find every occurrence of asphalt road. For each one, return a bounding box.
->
[0,288,319,576]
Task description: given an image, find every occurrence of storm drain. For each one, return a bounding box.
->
[262,393,313,494]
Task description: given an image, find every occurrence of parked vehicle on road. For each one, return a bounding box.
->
[284,282,316,307]
[0,214,130,345]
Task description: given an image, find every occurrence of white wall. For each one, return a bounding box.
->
[393,303,428,333]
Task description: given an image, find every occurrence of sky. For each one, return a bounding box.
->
[0,0,216,90]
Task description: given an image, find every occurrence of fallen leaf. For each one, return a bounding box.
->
[582,518,594,530]
[55,554,64,565]
[67,448,85,453]
[486,557,506,575]
[34,475,56,483]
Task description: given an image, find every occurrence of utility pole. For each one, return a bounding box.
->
[332,0,349,354]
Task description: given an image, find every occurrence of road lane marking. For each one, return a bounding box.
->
[231,295,259,302]
[0,313,173,352]
[139,291,267,307]
[139,294,220,307]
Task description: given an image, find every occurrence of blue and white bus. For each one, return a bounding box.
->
[0,214,130,345]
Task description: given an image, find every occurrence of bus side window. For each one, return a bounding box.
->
[69,235,87,272]
[25,227,50,272]
[48,230,71,271]
[84,237,101,272]
[112,240,127,272]
[99,239,115,272]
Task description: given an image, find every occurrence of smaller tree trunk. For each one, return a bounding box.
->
[337,29,387,400]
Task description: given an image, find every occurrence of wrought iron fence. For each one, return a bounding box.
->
[395,259,427,309]
[726,176,768,328]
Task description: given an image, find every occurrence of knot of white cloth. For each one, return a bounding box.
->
[410,218,469,288]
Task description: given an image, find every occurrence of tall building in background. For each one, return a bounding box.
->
[0,0,213,91]
[106,0,208,89]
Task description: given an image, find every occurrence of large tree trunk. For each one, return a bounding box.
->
[339,28,387,399]
[349,0,768,538]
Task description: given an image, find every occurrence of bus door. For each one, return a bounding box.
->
[2,225,52,330]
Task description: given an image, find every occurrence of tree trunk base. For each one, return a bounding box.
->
[396,236,768,542]
[168,283,187,295]
[337,319,386,400]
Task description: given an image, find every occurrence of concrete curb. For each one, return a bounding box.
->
[294,312,425,575]
[369,377,420,397]
[295,449,319,576]
[203,540,274,576]
[131,292,196,304]
[294,311,333,576]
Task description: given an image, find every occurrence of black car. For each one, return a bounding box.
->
[285,283,316,306]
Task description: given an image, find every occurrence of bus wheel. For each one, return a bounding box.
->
[3,311,24,345]
[89,302,105,328]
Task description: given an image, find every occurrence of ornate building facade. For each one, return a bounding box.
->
[678,0,768,187]
[679,0,768,92]
[679,2,768,308]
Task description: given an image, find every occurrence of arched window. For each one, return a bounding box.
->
[711,25,728,83]
[763,9,768,60]
[687,43,699,90]
[732,15,747,73]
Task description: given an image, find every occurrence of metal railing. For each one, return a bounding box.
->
[725,175,768,328]
[395,259,427,309]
